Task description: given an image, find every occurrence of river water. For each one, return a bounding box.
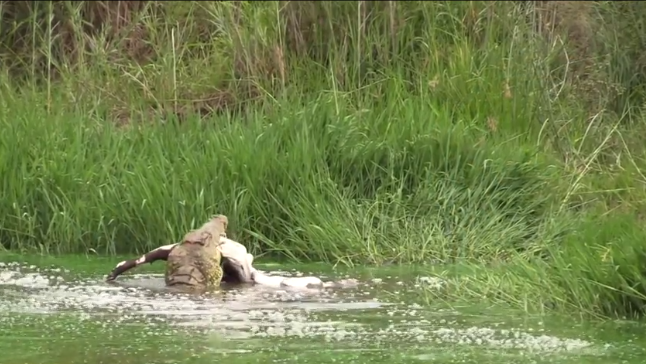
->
[0,256,644,364]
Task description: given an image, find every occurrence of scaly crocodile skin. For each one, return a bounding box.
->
[164,215,228,290]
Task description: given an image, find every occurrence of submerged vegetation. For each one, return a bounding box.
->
[1,1,646,318]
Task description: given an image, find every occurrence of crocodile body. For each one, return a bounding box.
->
[106,215,230,291]
[164,215,228,289]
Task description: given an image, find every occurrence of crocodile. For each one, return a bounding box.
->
[105,215,253,290]
[105,216,359,291]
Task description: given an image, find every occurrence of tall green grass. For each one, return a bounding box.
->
[1,1,646,318]
[0,88,557,261]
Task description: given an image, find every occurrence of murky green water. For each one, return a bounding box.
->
[0,254,644,364]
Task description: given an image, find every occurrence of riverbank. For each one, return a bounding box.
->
[1,1,646,318]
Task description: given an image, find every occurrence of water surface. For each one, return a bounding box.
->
[0,254,644,363]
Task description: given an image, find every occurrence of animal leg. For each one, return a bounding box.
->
[105,244,177,281]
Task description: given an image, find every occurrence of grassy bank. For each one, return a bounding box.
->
[1,1,646,318]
